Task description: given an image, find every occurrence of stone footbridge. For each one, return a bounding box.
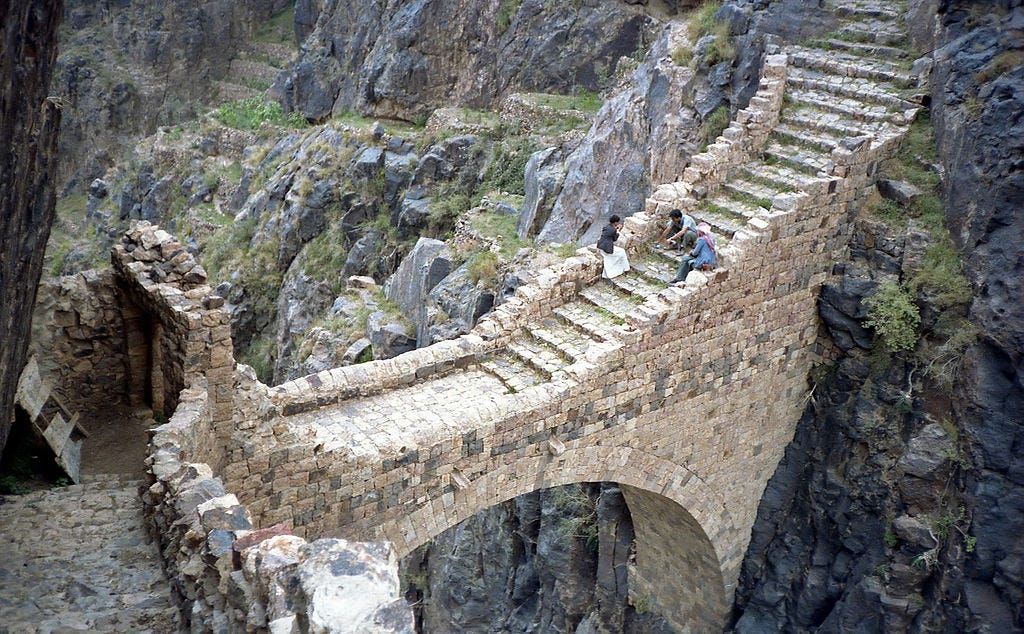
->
[90,1,924,630]
[206,2,924,629]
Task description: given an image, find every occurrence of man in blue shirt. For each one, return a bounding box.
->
[672,222,717,282]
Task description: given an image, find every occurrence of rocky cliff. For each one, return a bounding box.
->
[275,0,666,123]
[401,484,671,633]
[0,1,63,460]
[52,0,292,189]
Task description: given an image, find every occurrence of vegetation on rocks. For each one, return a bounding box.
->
[215,96,307,131]
[864,282,920,353]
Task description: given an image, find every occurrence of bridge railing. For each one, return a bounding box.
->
[269,248,610,414]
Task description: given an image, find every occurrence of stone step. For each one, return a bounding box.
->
[763,140,834,176]
[525,315,603,364]
[832,0,904,21]
[786,86,909,125]
[824,38,909,61]
[787,45,914,87]
[553,301,623,342]
[608,268,670,299]
[479,353,548,392]
[578,283,641,321]
[724,176,785,207]
[226,58,280,87]
[632,253,680,285]
[214,79,259,102]
[739,161,819,193]
[507,336,572,378]
[697,198,754,236]
[836,21,907,47]
[781,107,895,140]
[242,41,295,69]
[787,66,912,110]
[773,122,846,153]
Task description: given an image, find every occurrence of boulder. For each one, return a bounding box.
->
[384,237,454,319]
[517,147,566,239]
[296,540,413,633]
[897,423,952,480]
[367,312,415,359]
[353,147,384,181]
[877,179,923,204]
[426,263,495,345]
[341,230,381,279]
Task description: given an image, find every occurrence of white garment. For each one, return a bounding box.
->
[601,246,630,279]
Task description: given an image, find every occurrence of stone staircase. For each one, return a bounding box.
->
[0,475,180,632]
[473,0,920,395]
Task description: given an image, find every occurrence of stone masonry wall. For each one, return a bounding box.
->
[143,372,412,632]
[91,220,415,631]
[31,269,132,419]
[111,222,234,456]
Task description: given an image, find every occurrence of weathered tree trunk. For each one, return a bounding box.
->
[0,0,64,460]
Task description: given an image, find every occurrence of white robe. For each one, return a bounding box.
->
[601,246,630,279]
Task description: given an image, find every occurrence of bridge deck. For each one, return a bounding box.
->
[286,369,511,457]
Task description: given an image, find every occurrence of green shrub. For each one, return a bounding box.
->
[466,250,499,285]
[469,211,528,257]
[496,0,522,34]
[215,96,307,131]
[975,50,1024,83]
[0,475,29,495]
[864,282,920,353]
[479,137,535,198]
[705,21,737,65]
[428,190,471,237]
[688,1,722,41]
[240,334,275,384]
[699,105,730,149]
[302,220,350,292]
[671,46,694,66]
[910,237,972,311]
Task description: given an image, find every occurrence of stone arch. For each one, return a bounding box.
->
[380,446,736,632]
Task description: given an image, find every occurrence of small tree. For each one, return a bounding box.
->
[864,282,921,353]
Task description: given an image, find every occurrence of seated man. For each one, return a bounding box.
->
[597,214,630,279]
[655,209,697,251]
[672,222,717,282]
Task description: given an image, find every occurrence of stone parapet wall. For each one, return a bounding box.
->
[94,221,415,631]
[640,53,788,239]
[111,222,234,458]
[270,249,604,414]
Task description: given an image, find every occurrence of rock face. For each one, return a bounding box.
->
[535,22,700,245]
[733,5,1024,631]
[53,0,291,188]
[275,0,662,122]
[0,0,63,458]
[401,484,671,633]
[930,1,1024,627]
